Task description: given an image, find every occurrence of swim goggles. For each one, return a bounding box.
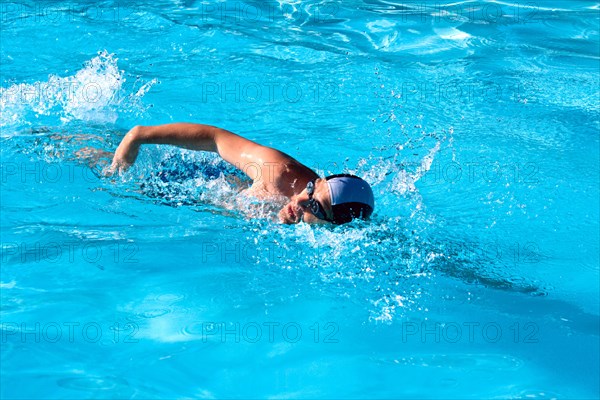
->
[305,180,332,222]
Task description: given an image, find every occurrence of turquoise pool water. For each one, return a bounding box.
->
[1,1,599,398]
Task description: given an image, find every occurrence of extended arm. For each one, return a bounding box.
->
[108,123,316,193]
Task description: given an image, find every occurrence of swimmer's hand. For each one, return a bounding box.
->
[107,126,141,175]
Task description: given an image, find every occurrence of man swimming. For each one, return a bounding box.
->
[109,123,374,225]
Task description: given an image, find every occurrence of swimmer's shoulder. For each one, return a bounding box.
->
[245,145,318,198]
[266,159,318,198]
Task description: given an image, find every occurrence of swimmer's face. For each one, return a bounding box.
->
[279,178,334,224]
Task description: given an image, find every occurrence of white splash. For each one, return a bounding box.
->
[0,50,156,132]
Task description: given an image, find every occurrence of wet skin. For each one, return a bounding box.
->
[107,123,337,225]
[278,178,334,225]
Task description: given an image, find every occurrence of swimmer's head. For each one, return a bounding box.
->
[280,174,375,225]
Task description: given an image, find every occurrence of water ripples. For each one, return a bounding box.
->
[375,353,524,370]
[57,375,129,391]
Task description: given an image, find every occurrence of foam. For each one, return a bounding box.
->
[0,50,156,133]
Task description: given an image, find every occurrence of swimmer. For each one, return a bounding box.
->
[109,123,374,225]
